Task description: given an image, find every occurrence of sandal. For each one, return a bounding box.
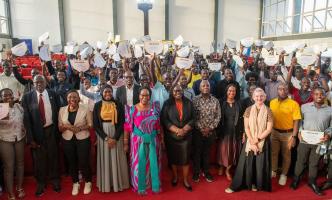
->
[8,195,16,200]
[16,188,25,199]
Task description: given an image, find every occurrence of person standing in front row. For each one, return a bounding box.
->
[192,80,221,183]
[58,90,93,196]
[93,85,130,193]
[22,75,61,197]
[124,87,162,195]
[290,87,332,196]
[225,88,273,193]
[161,85,195,192]
[270,83,301,186]
[0,88,25,200]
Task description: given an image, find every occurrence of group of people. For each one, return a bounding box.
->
[0,40,332,200]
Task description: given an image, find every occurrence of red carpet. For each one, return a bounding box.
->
[2,169,331,200]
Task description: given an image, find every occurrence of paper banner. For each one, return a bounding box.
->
[134,45,143,58]
[141,35,151,42]
[225,39,237,49]
[313,44,328,54]
[39,45,51,61]
[255,40,264,47]
[96,41,107,51]
[144,41,163,55]
[233,55,244,68]
[0,103,9,120]
[130,38,138,46]
[117,41,131,58]
[112,53,121,62]
[240,37,254,48]
[51,44,62,53]
[114,35,121,43]
[80,47,92,59]
[322,48,332,57]
[11,42,28,57]
[261,48,270,58]
[94,53,106,68]
[174,35,184,46]
[217,42,225,52]
[70,59,90,72]
[175,57,193,69]
[108,44,117,55]
[297,55,316,67]
[176,46,190,58]
[208,62,221,71]
[263,41,274,50]
[64,45,76,55]
[264,55,279,66]
[38,32,49,45]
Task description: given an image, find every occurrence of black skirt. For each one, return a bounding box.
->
[165,131,192,166]
[230,136,272,192]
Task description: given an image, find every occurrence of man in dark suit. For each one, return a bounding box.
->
[216,68,241,101]
[22,75,61,197]
[116,70,140,106]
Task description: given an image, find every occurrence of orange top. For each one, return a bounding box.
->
[175,100,183,121]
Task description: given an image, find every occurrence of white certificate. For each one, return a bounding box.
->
[301,130,324,145]
[0,103,9,120]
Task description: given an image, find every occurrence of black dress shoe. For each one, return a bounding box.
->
[290,179,300,190]
[35,184,45,197]
[171,179,178,187]
[53,184,61,193]
[183,183,193,192]
[308,183,323,196]
[321,181,332,191]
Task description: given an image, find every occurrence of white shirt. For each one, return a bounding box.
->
[126,86,134,106]
[0,73,24,99]
[36,90,53,127]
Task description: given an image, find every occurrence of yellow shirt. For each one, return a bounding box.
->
[270,98,301,130]
[184,70,201,88]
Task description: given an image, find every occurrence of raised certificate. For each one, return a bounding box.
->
[301,130,324,145]
[0,103,9,120]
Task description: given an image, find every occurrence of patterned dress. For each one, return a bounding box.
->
[124,102,162,194]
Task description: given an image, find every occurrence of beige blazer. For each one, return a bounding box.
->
[58,104,92,140]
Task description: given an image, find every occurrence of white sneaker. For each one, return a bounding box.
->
[271,171,277,178]
[278,174,287,186]
[83,182,92,195]
[72,182,80,196]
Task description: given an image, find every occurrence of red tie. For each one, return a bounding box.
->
[39,94,46,125]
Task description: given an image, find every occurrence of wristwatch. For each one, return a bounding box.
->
[104,137,109,141]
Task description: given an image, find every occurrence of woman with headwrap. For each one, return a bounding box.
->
[93,85,130,193]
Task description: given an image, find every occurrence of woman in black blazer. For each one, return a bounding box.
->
[161,85,195,191]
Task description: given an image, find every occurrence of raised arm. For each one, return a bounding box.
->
[13,66,29,85]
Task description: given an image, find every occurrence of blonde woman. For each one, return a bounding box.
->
[225,88,273,193]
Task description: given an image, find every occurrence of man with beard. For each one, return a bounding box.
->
[290,87,332,196]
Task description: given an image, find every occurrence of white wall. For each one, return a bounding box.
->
[169,0,215,54]
[63,0,114,45]
[10,0,61,53]
[117,0,165,41]
[218,0,261,47]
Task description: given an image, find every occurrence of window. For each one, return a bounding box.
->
[0,0,10,35]
[261,0,332,38]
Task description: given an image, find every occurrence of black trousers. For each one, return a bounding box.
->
[31,125,60,186]
[62,137,91,183]
[192,131,216,174]
[294,143,321,184]
[327,159,332,183]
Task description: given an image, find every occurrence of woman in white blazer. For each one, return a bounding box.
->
[58,90,92,196]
